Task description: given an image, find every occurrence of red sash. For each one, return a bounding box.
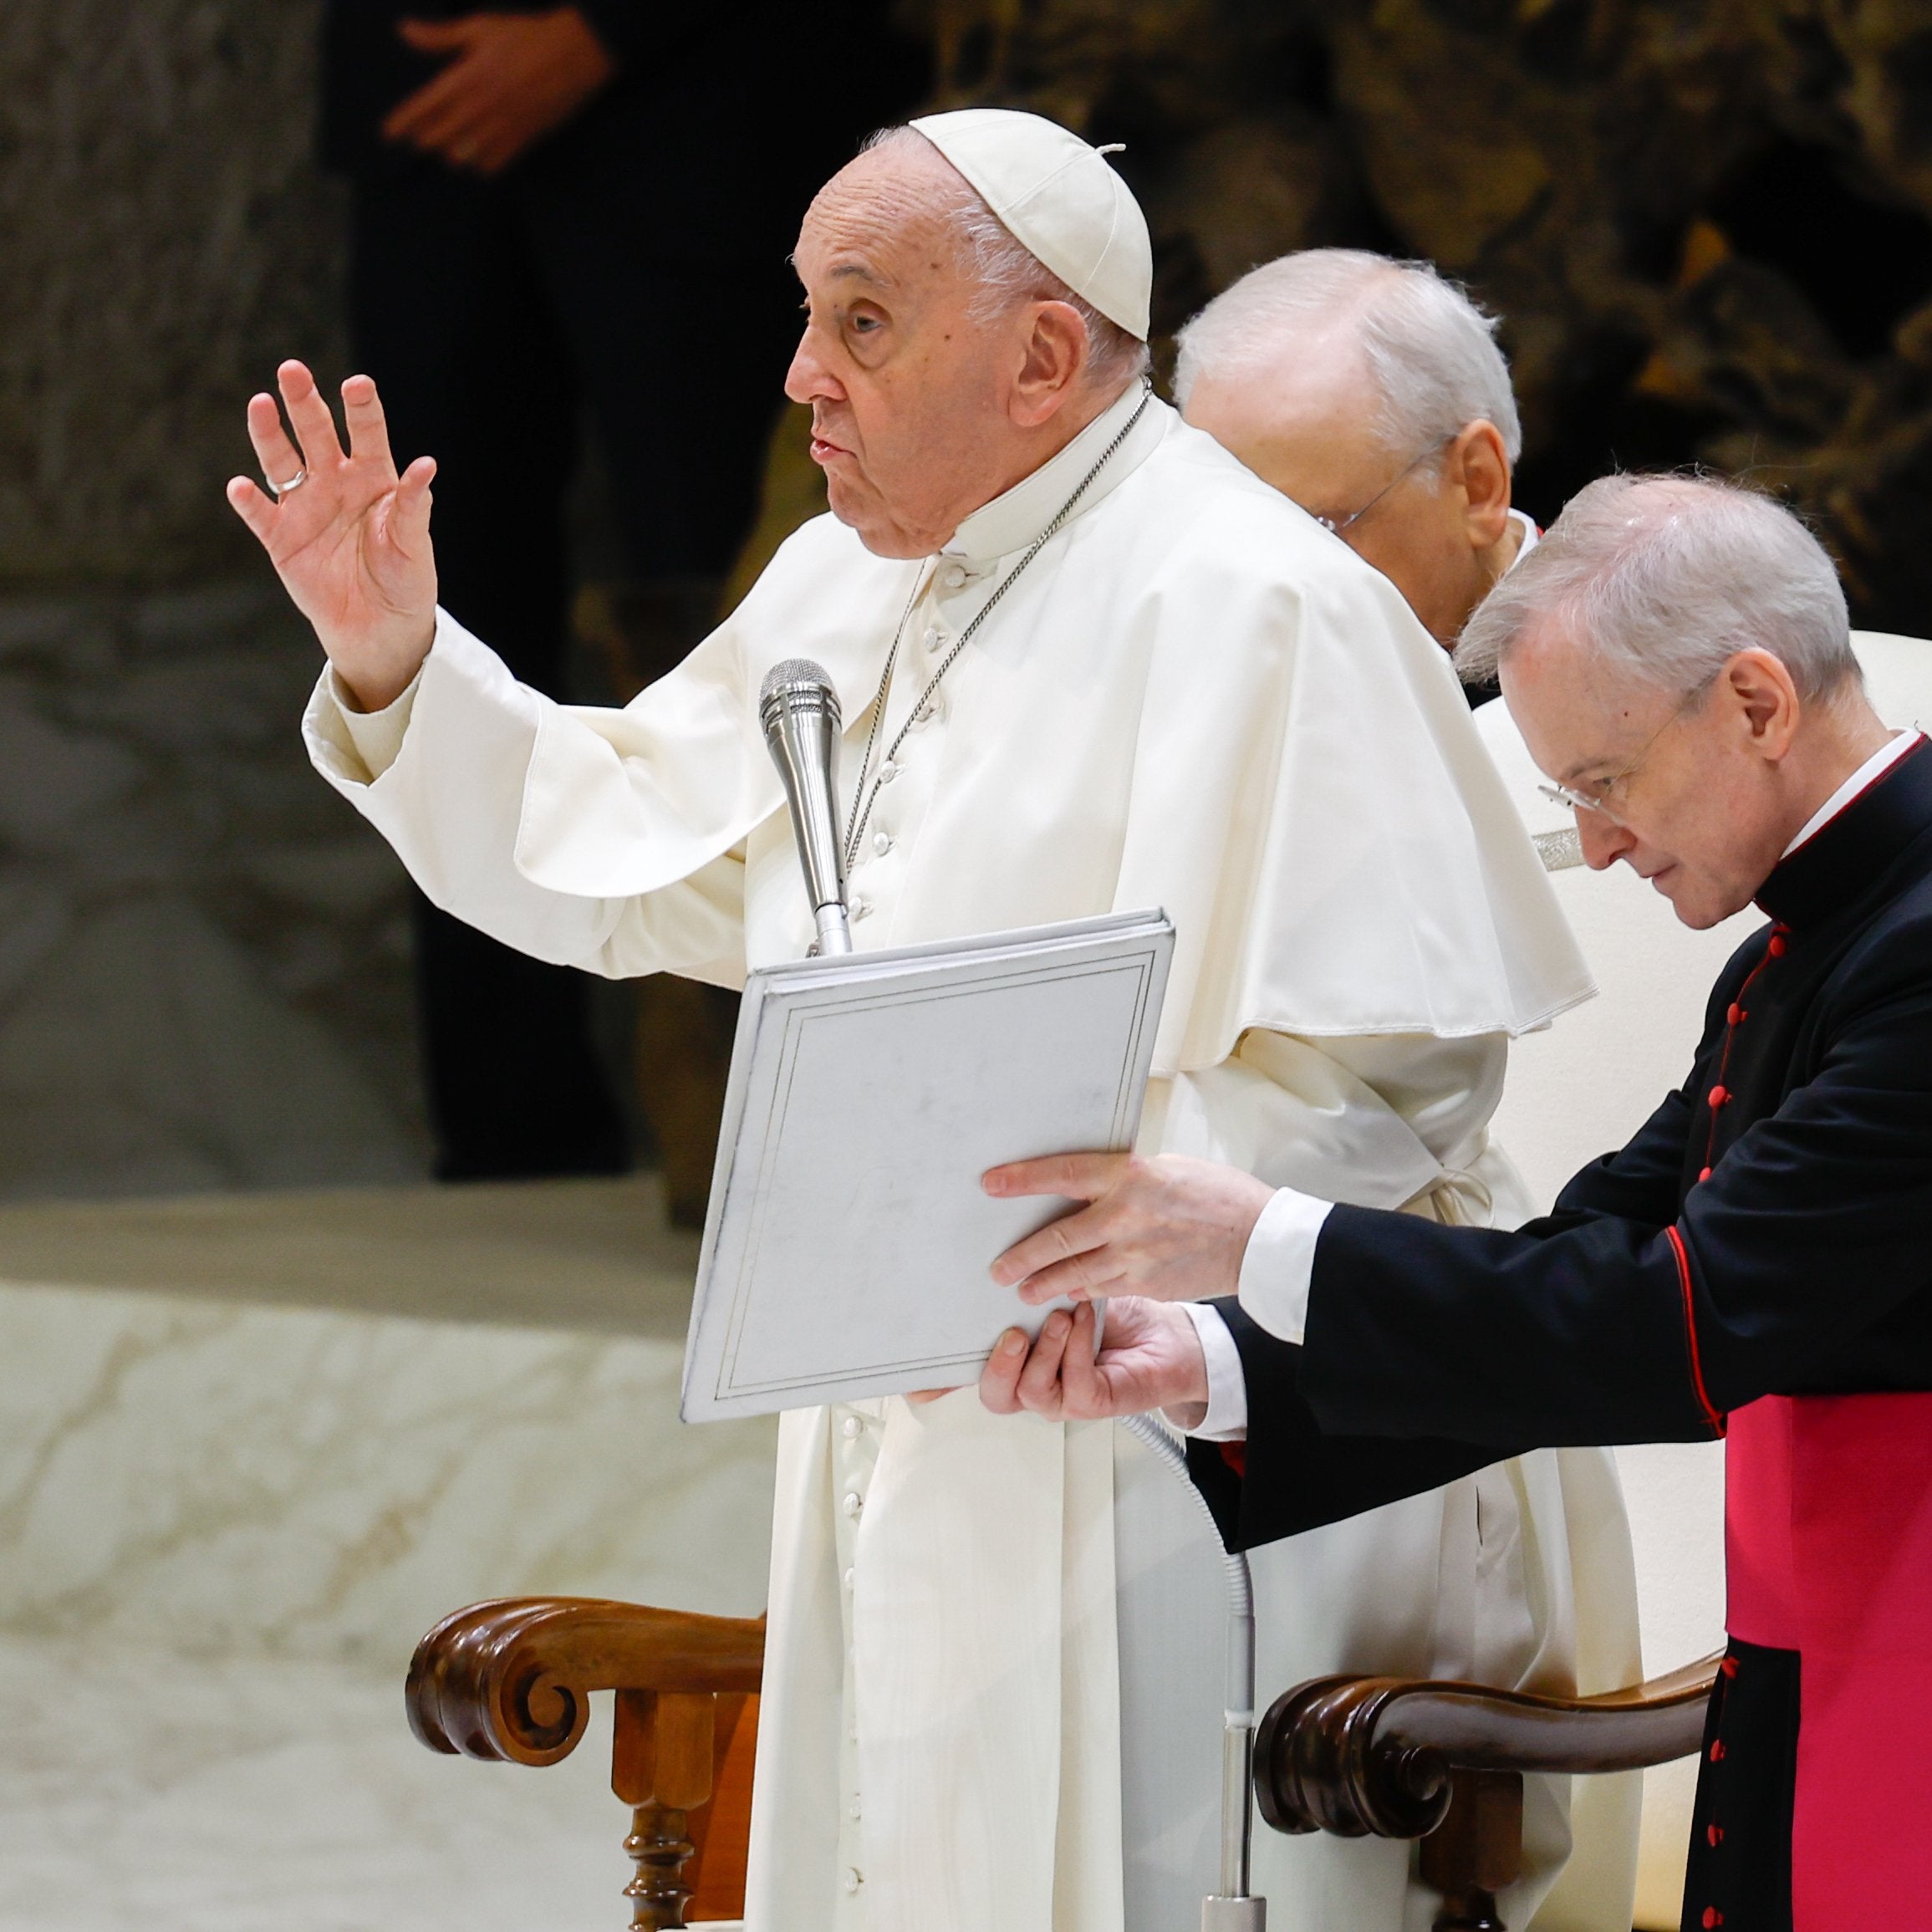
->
[1726,1393,1932,1926]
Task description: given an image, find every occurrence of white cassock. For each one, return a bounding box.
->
[303,383,1639,1930]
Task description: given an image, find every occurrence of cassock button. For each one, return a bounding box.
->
[1702,1910,1723,1928]
[1707,1823,1724,1846]
[1710,1738,1726,1761]
[842,1415,863,1440]
[1767,933,1787,957]
[1698,1167,1713,1183]
[940,563,968,590]
[843,1491,864,1517]
[873,830,894,856]
[843,1567,854,1590]
[1726,1003,1745,1027]
[1720,1656,1738,1678]
[851,895,872,921]
[922,625,944,654]
[845,1869,864,1894]
[1708,1084,1729,1109]
[879,759,900,783]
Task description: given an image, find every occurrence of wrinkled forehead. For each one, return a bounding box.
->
[795,140,969,292]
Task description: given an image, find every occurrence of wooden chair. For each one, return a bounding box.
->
[406,1598,763,1929]
[1253,1653,1722,1932]
[408,1593,1716,1930]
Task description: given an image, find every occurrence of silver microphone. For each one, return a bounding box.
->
[759,658,852,956]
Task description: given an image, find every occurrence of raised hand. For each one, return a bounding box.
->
[984,1151,1275,1307]
[227,362,438,712]
[979,1297,1210,1424]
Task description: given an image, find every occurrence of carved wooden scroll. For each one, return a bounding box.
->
[408,1597,766,1929]
[1254,1652,1721,1930]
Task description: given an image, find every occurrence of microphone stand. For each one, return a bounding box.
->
[1121,1411,1267,1930]
[762,660,1260,1924]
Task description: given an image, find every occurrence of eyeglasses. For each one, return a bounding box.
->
[1535,681,1713,824]
[1309,436,1451,538]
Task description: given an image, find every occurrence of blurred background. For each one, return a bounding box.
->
[1,3,1928,1928]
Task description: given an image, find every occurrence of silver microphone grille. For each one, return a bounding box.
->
[759,658,840,732]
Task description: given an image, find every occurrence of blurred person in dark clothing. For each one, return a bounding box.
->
[319,1,912,1180]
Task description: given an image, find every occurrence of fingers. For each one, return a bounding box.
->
[395,16,480,51]
[991,1194,1117,1291]
[979,1328,1030,1414]
[277,360,346,471]
[1057,1302,1111,1418]
[339,374,400,479]
[225,476,277,543]
[385,65,486,154]
[1015,1310,1074,1417]
[983,1150,1126,1202]
[245,391,305,493]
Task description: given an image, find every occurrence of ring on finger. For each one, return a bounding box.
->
[268,466,307,497]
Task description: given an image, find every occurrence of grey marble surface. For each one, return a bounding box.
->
[0,581,431,1200]
[0,1630,696,1932]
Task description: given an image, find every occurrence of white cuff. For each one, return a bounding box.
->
[1235,1186,1333,1346]
[1176,1302,1248,1440]
[329,662,424,779]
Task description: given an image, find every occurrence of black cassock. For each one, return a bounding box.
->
[1188,738,1932,1932]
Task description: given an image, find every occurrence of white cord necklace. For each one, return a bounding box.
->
[841,384,1155,871]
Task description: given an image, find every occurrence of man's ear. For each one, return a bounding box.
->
[1011,300,1089,427]
[1446,421,1513,551]
[1726,648,1803,758]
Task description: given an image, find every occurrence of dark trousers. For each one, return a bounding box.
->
[346,159,794,1179]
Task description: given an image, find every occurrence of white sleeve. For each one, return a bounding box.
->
[328,665,421,779]
[1235,1186,1333,1344]
[1175,1301,1249,1439]
[303,608,748,984]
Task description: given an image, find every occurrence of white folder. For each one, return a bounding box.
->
[679,910,1174,1422]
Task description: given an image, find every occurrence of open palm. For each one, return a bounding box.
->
[227,360,439,711]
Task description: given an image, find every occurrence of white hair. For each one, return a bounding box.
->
[1455,473,1858,701]
[864,126,1151,393]
[1173,249,1522,469]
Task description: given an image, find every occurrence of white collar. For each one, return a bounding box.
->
[1782,728,1923,857]
[941,383,1168,566]
[1506,507,1539,565]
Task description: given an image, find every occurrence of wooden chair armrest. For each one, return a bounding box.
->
[1256,1651,1724,1840]
[407,1596,766,1768]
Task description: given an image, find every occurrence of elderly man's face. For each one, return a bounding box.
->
[1184,335,1515,645]
[1503,630,1806,929]
[785,142,1092,559]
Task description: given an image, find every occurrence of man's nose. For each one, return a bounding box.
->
[783,329,838,406]
[1578,808,1635,871]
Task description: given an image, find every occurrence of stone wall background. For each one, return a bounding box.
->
[0,1,426,1198]
[0,0,349,587]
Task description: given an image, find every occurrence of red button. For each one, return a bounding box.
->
[1726,1003,1745,1026]
[1704,1910,1725,1928]
[1721,1656,1738,1678]
[1767,934,1787,957]
[1710,1739,1726,1761]
[1699,1166,1713,1182]
[1708,1085,1729,1109]
[1707,1823,1725,1846]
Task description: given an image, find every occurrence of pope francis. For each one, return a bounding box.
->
[231,111,1636,1932]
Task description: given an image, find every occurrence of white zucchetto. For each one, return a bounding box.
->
[910,108,1153,341]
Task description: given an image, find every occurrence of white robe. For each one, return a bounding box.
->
[303,385,1637,1929]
